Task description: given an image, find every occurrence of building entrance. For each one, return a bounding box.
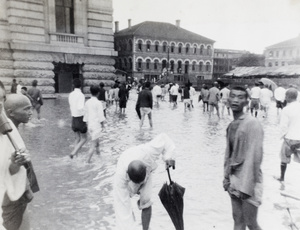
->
[53,63,83,93]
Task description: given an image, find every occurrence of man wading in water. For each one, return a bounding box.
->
[223,86,263,230]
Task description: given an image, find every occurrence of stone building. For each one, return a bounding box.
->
[0,0,117,95]
[213,49,249,79]
[264,34,300,67]
[114,20,215,84]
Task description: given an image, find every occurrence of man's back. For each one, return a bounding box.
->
[274,87,286,102]
[280,101,300,140]
[138,88,152,108]
[208,87,219,103]
[68,88,85,117]
[251,87,261,99]
[220,87,230,100]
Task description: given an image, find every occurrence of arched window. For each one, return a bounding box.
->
[171,43,175,53]
[206,62,211,72]
[192,61,196,71]
[155,41,159,52]
[137,59,142,70]
[129,58,132,70]
[178,43,182,54]
[55,0,74,33]
[119,58,122,69]
[163,42,167,52]
[268,62,272,67]
[177,61,182,73]
[124,42,127,51]
[170,60,174,72]
[186,44,190,54]
[154,60,158,70]
[207,46,212,56]
[128,40,133,51]
[138,40,143,51]
[124,59,128,69]
[269,51,273,57]
[275,61,278,66]
[162,60,167,69]
[184,61,189,74]
[200,45,204,55]
[146,41,151,52]
[146,59,151,69]
[193,45,197,54]
[281,61,285,66]
[199,62,203,71]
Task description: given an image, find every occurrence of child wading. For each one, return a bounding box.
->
[84,85,106,163]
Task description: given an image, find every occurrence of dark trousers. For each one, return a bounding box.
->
[230,196,262,230]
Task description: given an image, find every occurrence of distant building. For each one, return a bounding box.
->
[114,20,215,84]
[0,0,117,94]
[213,49,249,79]
[264,34,300,67]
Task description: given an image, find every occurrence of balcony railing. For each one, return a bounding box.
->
[49,33,84,45]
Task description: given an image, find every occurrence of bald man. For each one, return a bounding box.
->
[277,88,300,182]
[0,81,27,230]
[114,133,176,230]
[4,94,40,230]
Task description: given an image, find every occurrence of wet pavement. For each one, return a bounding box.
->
[18,89,300,230]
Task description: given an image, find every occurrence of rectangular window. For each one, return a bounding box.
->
[55,0,74,34]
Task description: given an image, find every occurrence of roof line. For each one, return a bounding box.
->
[133,21,147,36]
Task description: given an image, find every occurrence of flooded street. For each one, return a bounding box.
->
[19,90,300,230]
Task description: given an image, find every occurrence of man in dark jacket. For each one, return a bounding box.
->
[136,81,153,129]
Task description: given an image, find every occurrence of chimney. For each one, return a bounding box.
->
[176,20,180,28]
[128,19,131,29]
[115,21,119,33]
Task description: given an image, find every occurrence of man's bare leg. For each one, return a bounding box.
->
[70,132,87,158]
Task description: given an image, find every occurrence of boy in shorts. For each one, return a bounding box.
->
[68,79,87,159]
[84,85,106,163]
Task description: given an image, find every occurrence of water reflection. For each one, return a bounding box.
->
[18,91,300,230]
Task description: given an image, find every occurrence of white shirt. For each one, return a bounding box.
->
[220,87,230,100]
[68,88,85,117]
[0,119,27,229]
[280,101,300,140]
[16,84,22,95]
[114,133,175,230]
[250,86,261,99]
[83,97,105,130]
[170,85,179,96]
[274,87,286,102]
[152,85,162,96]
[259,88,273,105]
[189,86,196,98]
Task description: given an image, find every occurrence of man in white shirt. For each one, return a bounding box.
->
[277,88,300,182]
[274,83,286,114]
[189,83,196,108]
[250,82,261,117]
[68,79,87,159]
[83,85,105,163]
[220,84,231,116]
[114,133,176,230]
[0,81,27,229]
[259,84,273,118]
[152,83,162,107]
[170,83,179,107]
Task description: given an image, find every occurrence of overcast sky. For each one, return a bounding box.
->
[112,0,300,54]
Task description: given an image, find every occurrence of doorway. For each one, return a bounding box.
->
[53,63,83,93]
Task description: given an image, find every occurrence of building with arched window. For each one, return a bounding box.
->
[264,34,300,67]
[114,20,215,83]
[0,0,117,94]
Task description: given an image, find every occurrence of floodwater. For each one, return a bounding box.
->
[18,89,300,230]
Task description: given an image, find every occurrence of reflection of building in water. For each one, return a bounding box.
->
[213,49,249,79]
[264,35,300,67]
[114,20,215,84]
[0,0,117,95]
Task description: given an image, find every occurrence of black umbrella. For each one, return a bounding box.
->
[159,167,185,230]
[135,104,141,119]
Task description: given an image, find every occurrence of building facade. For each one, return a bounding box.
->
[0,0,117,95]
[264,34,300,67]
[114,20,215,84]
[213,49,249,79]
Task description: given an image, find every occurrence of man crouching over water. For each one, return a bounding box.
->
[114,133,175,230]
[223,86,263,230]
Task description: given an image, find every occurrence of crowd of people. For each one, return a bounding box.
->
[0,77,300,230]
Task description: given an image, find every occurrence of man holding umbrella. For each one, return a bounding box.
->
[114,133,175,230]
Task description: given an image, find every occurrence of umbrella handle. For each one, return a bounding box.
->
[167,168,173,184]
